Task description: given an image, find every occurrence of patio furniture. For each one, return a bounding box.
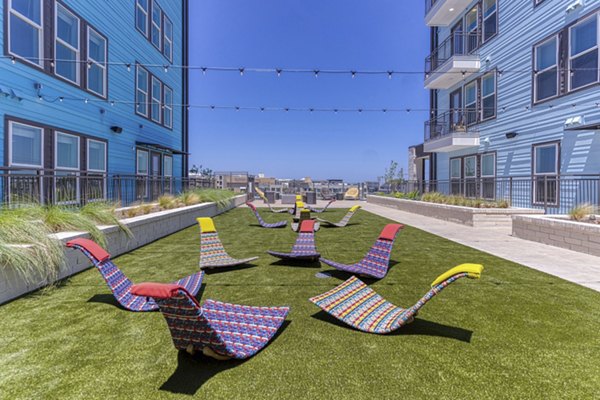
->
[246,202,288,228]
[344,187,360,200]
[317,205,361,228]
[255,187,288,213]
[319,223,403,279]
[309,263,484,334]
[65,238,204,312]
[308,199,336,213]
[130,282,289,360]
[198,217,259,269]
[267,220,320,261]
[291,209,320,232]
[291,200,305,217]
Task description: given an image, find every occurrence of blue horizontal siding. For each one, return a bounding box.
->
[0,0,186,177]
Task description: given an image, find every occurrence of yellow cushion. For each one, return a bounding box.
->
[349,205,361,212]
[296,201,305,208]
[296,195,302,201]
[255,187,266,198]
[431,264,484,287]
[197,217,216,233]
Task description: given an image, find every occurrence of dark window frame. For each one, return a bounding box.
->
[531,140,561,207]
[134,62,172,130]
[449,69,498,126]
[134,0,173,63]
[449,151,498,199]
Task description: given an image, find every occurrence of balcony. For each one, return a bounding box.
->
[425,0,474,26]
[424,110,480,153]
[425,33,480,90]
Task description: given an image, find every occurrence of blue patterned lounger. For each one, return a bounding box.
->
[246,202,288,228]
[308,199,336,213]
[317,205,361,228]
[267,220,321,261]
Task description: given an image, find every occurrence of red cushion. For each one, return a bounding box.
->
[246,202,256,210]
[379,224,404,241]
[300,220,316,233]
[66,238,111,262]
[130,283,184,299]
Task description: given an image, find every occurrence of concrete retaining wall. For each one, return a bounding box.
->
[367,195,544,227]
[0,195,247,305]
[513,215,600,256]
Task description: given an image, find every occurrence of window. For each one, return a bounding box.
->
[9,121,43,167]
[136,65,149,117]
[55,3,80,84]
[482,0,497,42]
[163,155,173,194]
[151,77,162,123]
[163,86,173,128]
[136,149,149,199]
[87,140,106,172]
[87,28,107,97]
[533,143,559,205]
[534,36,558,102]
[464,81,478,125]
[481,153,496,199]
[465,6,479,53]
[55,132,80,204]
[464,156,478,198]
[569,15,599,90]
[135,0,149,35]
[151,0,162,50]
[86,139,106,201]
[450,158,462,195]
[7,0,43,66]
[481,72,496,120]
[163,16,173,62]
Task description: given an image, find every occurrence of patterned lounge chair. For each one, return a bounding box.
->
[255,187,288,213]
[309,264,484,334]
[308,199,336,213]
[198,217,259,269]
[289,200,306,217]
[130,282,289,360]
[246,202,288,228]
[344,187,359,200]
[66,238,204,312]
[267,220,321,261]
[319,224,403,279]
[317,205,361,228]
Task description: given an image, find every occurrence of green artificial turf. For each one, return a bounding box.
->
[0,207,599,399]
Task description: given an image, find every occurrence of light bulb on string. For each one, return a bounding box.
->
[314,70,319,79]
[239,68,244,76]
[84,98,89,104]
[276,69,282,77]
[126,64,131,72]
[351,71,356,79]
[164,65,169,73]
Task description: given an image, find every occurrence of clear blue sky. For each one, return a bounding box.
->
[188,0,429,182]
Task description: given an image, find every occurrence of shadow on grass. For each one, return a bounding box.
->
[159,320,291,395]
[311,311,472,343]
[270,259,322,268]
[318,260,401,282]
[203,264,257,275]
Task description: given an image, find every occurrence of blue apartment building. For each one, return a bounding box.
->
[414,0,600,212]
[0,0,189,205]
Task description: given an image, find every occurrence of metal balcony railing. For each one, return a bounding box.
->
[425,109,480,142]
[425,0,439,15]
[425,32,480,76]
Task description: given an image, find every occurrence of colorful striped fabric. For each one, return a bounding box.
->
[246,202,288,228]
[310,270,477,334]
[320,224,403,279]
[66,239,204,312]
[308,199,336,213]
[131,283,289,360]
[267,220,321,261]
[198,218,259,269]
[317,205,361,228]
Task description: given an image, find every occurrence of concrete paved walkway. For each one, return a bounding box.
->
[362,202,600,293]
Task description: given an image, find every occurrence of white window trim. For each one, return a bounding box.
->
[87,139,107,172]
[136,0,149,35]
[54,3,81,85]
[136,149,149,175]
[151,76,162,123]
[481,153,496,178]
[450,158,462,179]
[534,35,559,103]
[8,121,44,168]
[163,15,173,62]
[480,72,496,121]
[533,143,559,176]
[568,13,600,92]
[86,27,107,98]
[482,0,497,43]
[151,0,162,50]
[163,155,173,177]
[136,65,149,117]
[55,132,80,171]
[7,0,44,67]
[464,80,478,125]
[163,86,173,128]
[464,155,478,179]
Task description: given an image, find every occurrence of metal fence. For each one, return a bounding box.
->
[0,167,218,207]
[425,32,480,76]
[393,174,600,214]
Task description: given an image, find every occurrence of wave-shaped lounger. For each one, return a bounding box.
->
[246,202,288,228]
[309,264,484,334]
[267,220,320,261]
[131,282,289,360]
[66,238,204,312]
[198,217,259,269]
[255,188,289,213]
[317,205,361,228]
[319,224,403,279]
[308,199,336,213]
